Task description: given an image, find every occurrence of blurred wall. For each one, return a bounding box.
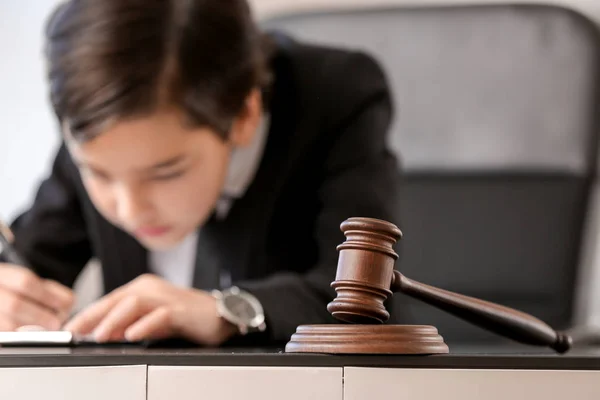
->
[0,0,63,222]
[250,0,600,21]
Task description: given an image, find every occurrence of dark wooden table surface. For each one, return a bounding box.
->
[1,343,599,370]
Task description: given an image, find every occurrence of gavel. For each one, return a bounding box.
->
[285,217,572,355]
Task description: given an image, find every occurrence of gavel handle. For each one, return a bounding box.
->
[391,271,572,353]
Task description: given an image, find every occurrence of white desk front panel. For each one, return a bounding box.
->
[148,366,342,400]
[0,365,146,400]
[344,367,600,400]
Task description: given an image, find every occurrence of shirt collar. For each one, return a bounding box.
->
[215,113,270,218]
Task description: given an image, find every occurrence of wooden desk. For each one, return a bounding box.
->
[1,345,599,400]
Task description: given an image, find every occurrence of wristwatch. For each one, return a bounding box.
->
[212,286,266,335]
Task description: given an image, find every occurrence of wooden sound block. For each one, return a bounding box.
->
[285,324,449,355]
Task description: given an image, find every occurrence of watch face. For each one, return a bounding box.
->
[224,294,258,321]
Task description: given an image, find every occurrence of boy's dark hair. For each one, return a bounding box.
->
[45,0,272,141]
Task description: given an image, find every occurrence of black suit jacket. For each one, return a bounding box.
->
[7,32,402,345]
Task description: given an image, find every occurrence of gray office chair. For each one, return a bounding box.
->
[261,4,600,345]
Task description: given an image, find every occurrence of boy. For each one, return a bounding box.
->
[0,0,400,346]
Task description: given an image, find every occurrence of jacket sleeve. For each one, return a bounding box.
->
[4,144,93,288]
[235,52,402,344]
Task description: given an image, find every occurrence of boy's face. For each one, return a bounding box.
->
[65,92,262,251]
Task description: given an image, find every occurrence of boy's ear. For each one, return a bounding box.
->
[229,88,263,147]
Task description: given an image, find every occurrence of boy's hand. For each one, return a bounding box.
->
[0,264,74,331]
[63,274,237,346]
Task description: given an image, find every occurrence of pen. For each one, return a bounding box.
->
[0,220,29,267]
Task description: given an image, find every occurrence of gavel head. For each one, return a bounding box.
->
[327,217,403,324]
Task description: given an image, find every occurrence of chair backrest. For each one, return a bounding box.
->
[262,4,600,344]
